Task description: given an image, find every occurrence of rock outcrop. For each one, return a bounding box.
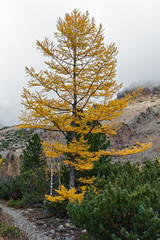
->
[111,90,160,163]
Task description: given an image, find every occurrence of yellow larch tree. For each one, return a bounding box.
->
[19,9,151,201]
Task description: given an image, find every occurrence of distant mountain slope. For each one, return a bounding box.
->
[0,126,65,159]
[110,87,160,163]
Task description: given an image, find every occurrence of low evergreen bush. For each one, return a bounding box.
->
[67,159,160,239]
[68,184,160,240]
[0,221,21,239]
[44,200,68,218]
[0,178,24,200]
[0,169,49,207]
[0,134,49,207]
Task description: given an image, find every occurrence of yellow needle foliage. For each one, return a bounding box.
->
[99,141,152,157]
[45,185,85,203]
[19,9,151,201]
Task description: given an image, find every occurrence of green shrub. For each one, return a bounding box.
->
[18,169,49,198]
[91,159,160,193]
[1,141,10,149]
[68,183,160,240]
[122,205,160,240]
[44,199,68,218]
[7,198,26,209]
[0,221,21,239]
[0,179,24,200]
[7,192,42,208]
[0,169,49,207]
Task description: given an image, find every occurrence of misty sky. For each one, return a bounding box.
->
[0,0,160,126]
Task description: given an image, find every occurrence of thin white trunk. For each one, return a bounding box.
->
[50,160,53,196]
[58,160,61,190]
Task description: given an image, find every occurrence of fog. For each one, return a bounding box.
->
[1,0,160,125]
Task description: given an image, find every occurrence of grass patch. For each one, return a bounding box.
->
[0,208,27,239]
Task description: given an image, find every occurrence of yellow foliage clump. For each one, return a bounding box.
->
[45,185,85,203]
[98,141,152,157]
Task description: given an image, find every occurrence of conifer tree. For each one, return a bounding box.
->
[21,133,46,172]
[19,9,151,200]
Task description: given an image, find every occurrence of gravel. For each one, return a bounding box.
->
[0,202,51,240]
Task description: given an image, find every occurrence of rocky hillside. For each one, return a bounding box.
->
[0,127,65,159]
[0,127,43,158]
[110,86,160,163]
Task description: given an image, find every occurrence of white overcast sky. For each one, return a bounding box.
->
[0,0,160,126]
